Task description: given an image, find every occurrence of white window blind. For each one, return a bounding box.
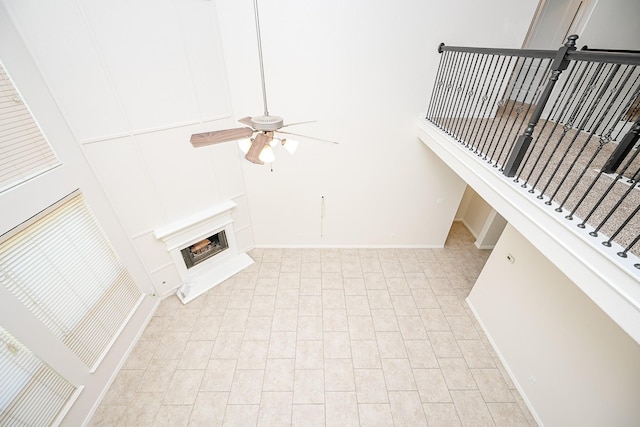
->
[0,193,141,368]
[0,326,76,426]
[0,62,60,193]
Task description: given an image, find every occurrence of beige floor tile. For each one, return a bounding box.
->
[268,331,297,358]
[236,340,269,369]
[295,340,324,369]
[471,368,514,402]
[263,358,295,391]
[348,316,376,340]
[386,277,411,295]
[342,261,364,278]
[397,315,429,340]
[293,369,324,404]
[405,273,431,289]
[351,340,382,368]
[429,331,463,358]
[321,272,344,289]
[445,314,480,340]
[279,273,301,289]
[257,392,293,427]
[390,295,419,316]
[255,278,279,296]
[299,277,322,294]
[371,309,400,332]
[227,290,253,309]
[123,340,159,370]
[188,391,228,427]
[219,309,250,332]
[450,390,495,426]
[228,370,264,404]
[364,272,387,289]
[429,277,456,296]
[326,392,359,426]
[189,316,222,341]
[323,289,346,308]
[419,308,451,331]
[87,404,127,426]
[367,290,393,309]
[323,308,349,331]
[322,260,342,273]
[300,263,322,279]
[221,404,259,426]
[200,359,237,391]
[376,331,408,358]
[102,369,144,405]
[324,358,356,391]
[361,259,383,274]
[153,405,192,427]
[292,404,325,427]
[354,369,389,403]
[297,316,323,340]
[345,295,371,315]
[163,370,204,404]
[154,331,191,360]
[344,277,367,295]
[178,341,214,370]
[281,258,301,273]
[137,359,179,393]
[405,339,439,369]
[423,402,462,427]
[381,261,404,277]
[298,295,322,316]
[244,316,272,341]
[249,295,276,316]
[411,288,439,308]
[436,295,468,315]
[124,392,164,425]
[276,289,299,309]
[458,339,495,368]
[358,403,394,427]
[259,262,281,278]
[439,358,477,390]
[389,390,428,426]
[210,331,244,359]
[487,402,530,426]
[414,369,452,403]
[272,308,298,331]
[323,331,351,358]
[381,359,416,391]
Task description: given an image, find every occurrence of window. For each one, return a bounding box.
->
[0,193,141,368]
[0,62,60,193]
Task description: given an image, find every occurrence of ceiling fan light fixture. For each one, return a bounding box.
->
[238,138,253,154]
[282,138,299,155]
[258,144,275,163]
[270,136,280,147]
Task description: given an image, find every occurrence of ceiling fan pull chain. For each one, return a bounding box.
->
[253,0,269,117]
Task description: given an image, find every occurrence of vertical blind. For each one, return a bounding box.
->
[0,193,142,368]
[0,62,60,192]
[0,326,76,426]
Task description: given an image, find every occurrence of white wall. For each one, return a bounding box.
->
[468,224,640,427]
[2,0,254,296]
[455,186,507,249]
[215,0,539,247]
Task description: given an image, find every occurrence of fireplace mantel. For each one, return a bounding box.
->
[153,201,253,303]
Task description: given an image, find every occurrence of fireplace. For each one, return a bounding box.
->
[154,200,253,304]
[181,230,229,269]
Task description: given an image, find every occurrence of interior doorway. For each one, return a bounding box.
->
[523,0,593,49]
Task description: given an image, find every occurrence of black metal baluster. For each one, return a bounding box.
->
[503,35,578,177]
[455,54,483,146]
[460,54,491,147]
[467,54,498,152]
[426,45,449,121]
[475,55,508,157]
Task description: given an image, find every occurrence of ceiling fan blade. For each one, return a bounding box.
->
[277,130,339,144]
[281,120,317,128]
[190,127,254,148]
[245,132,270,164]
[238,116,254,126]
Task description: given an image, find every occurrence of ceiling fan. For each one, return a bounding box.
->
[190,0,337,165]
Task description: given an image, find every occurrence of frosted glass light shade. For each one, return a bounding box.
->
[283,138,299,154]
[270,137,280,147]
[259,144,275,163]
[238,138,252,154]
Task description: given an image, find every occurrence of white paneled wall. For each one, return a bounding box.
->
[3,0,253,295]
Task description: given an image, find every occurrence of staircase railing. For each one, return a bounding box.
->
[426,35,640,263]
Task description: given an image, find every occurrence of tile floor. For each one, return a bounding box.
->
[90,222,537,426]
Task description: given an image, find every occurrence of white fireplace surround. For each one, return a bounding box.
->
[153,200,253,303]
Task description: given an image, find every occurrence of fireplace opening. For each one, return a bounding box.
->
[180,230,229,269]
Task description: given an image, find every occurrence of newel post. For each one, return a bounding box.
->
[502,35,578,177]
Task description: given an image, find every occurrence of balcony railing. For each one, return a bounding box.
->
[426,35,640,265]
